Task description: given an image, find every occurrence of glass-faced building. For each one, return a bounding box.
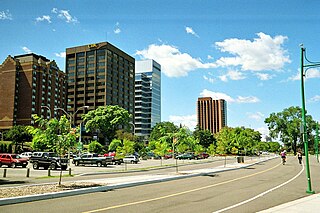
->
[135,60,161,138]
[66,42,135,126]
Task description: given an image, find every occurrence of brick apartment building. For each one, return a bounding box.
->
[0,53,67,130]
[197,97,227,134]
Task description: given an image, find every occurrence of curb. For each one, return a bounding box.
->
[0,156,276,206]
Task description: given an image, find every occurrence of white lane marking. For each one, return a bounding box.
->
[213,163,305,213]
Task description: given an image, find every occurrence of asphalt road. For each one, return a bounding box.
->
[1,155,320,213]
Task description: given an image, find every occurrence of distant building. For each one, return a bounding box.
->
[197,97,227,134]
[0,53,67,130]
[135,60,161,138]
[66,42,135,126]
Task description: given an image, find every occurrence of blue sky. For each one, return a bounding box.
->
[1,0,320,140]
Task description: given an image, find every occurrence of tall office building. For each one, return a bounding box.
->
[0,53,67,130]
[66,42,135,126]
[197,97,227,134]
[135,60,161,137]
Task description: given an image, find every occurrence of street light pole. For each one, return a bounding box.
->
[40,105,51,119]
[300,45,319,194]
[316,122,319,161]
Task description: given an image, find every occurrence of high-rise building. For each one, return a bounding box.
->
[197,97,227,134]
[66,42,135,126]
[0,53,67,130]
[135,60,161,138]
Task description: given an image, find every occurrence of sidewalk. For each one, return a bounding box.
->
[259,193,320,213]
[1,155,319,212]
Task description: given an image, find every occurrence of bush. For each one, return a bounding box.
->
[7,143,13,153]
[88,141,103,154]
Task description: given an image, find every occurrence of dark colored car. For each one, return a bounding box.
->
[30,152,68,170]
[176,153,199,160]
[0,153,28,168]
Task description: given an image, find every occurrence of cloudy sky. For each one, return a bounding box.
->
[1,0,320,140]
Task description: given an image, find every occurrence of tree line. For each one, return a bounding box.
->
[3,105,317,157]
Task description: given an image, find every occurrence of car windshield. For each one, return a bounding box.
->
[12,155,21,159]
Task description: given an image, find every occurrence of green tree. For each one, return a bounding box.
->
[116,139,135,158]
[82,106,131,143]
[88,141,104,154]
[27,115,77,185]
[265,106,316,155]
[153,141,170,166]
[28,115,77,154]
[5,125,32,153]
[150,122,179,142]
[268,142,281,153]
[109,139,122,151]
[193,126,216,148]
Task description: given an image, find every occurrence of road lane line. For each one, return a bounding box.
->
[83,162,281,213]
[213,163,305,213]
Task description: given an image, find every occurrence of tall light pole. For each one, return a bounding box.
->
[40,105,51,119]
[315,122,319,163]
[300,44,320,194]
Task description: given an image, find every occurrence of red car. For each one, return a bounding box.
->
[0,153,28,168]
[198,152,210,159]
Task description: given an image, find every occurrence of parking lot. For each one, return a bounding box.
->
[0,156,232,180]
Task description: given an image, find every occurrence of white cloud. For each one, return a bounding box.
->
[207,55,213,60]
[309,95,320,103]
[185,26,199,38]
[237,96,260,103]
[55,52,66,58]
[22,47,32,53]
[169,114,197,131]
[51,8,58,13]
[0,10,12,20]
[219,70,246,82]
[200,89,235,103]
[255,127,269,141]
[114,22,121,34]
[247,112,265,120]
[288,68,320,81]
[203,75,215,84]
[215,32,291,71]
[200,89,260,104]
[36,15,51,23]
[52,8,78,23]
[255,73,273,80]
[136,44,217,77]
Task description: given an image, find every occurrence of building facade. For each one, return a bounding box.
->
[66,42,135,126]
[135,60,161,138]
[0,53,67,130]
[197,97,227,134]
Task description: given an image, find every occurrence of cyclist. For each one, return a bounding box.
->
[281,150,287,165]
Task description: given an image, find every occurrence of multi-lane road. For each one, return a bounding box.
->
[1,155,320,213]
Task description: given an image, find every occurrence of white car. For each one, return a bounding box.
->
[19,152,32,159]
[123,155,139,164]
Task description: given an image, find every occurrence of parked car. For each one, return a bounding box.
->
[0,153,28,168]
[198,152,210,159]
[19,152,33,159]
[123,155,139,164]
[104,152,123,165]
[72,153,112,167]
[29,152,68,170]
[176,153,199,160]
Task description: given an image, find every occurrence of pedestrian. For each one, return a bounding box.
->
[280,150,286,165]
[297,150,302,165]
